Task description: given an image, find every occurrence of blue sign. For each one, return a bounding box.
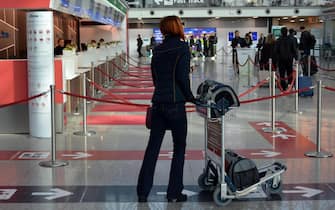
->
[153,27,216,43]
[61,0,70,8]
[252,32,258,41]
[228,32,234,41]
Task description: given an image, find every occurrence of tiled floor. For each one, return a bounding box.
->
[1,54,335,209]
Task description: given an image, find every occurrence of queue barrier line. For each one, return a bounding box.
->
[239,86,313,104]
[120,56,151,70]
[95,66,154,88]
[310,59,335,72]
[110,61,152,79]
[0,91,49,109]
[238,78,270,98]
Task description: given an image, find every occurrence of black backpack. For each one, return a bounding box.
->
[225,150,260,190]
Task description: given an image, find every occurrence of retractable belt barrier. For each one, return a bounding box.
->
[0,91,49,109]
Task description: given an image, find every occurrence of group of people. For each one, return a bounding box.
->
[256,26,316,90]
[136,34,157,58]
[231,26,316,91]
[187,33,218,58]
[54,38,106,56]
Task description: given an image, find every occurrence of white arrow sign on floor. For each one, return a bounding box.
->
[0,189,17,200]
[272,134,296,140]
[257,122,279,126]
[62,152,92,159]
[251,150,281,158]
[157,189,198,197]
[283,186,323,198]
[32,188,73,200]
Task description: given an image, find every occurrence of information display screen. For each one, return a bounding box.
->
[153,27,216,43]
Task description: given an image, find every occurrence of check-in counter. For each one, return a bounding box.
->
[0,45,125,134]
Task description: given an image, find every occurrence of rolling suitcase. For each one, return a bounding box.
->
[298,76,313,97]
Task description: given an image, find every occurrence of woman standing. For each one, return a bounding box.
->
[137,16,195,203]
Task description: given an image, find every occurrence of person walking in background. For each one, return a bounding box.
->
[231,30,245,74]
[275,27,298,91]
[202,33,209,57]
[137,34,143,57]
[289,28,299,60]
[299,26,315,57]
[260,33,276,70]
[150,35,156,50]
[54,38,65,56]
[137,15,195,203]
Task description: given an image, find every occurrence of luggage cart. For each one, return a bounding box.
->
[195,80,287,206]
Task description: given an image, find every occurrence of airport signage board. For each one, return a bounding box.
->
[153,0,206,7]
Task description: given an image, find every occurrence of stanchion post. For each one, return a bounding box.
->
[308,55,311,77]
[271,71,276,132]
[247,55,251,87]
[263,71,284,133]
[305,81,333,158]
[104,56,109,87]
[221,47,224,64]
[73,74,96,137]
[295,62,299,112]
[269,58,272,96]
[90,62,95,97]
[39,85,68,168]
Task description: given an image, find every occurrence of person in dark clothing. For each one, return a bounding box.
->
[137,34,143,57]
[202,34,209,57]
[150,35,156,50]
[289,29,299,60]
[275,27,298,91]
[208,33,217,57]
[231,30,245,74]
[137,15,195,203]
[299,26,313,56]
[54,39,65,56]
[260,33,276,70]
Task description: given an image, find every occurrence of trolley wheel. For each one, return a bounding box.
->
[213,187,232,207]
[198,173,215,190]
[262,179,282,195]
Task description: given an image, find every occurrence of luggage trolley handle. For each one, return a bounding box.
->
[194,99,223,120]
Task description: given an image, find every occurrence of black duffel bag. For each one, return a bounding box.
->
[225,150,260,190]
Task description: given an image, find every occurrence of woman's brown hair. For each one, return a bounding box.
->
[159,16,185,40]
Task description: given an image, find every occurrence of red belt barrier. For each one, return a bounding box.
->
[95,67,153,88]
[324,86,335,92]
[0,91,48,109]
[60,90,150,108]
[88,80,132,103]
[110,61,151,79]
[311,58,335,71]
[120,56,151,70]
[238,78,269,98]
[239,87,310,104]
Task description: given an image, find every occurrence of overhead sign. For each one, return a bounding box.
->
[52,0,127,27]
[153,0,205,6]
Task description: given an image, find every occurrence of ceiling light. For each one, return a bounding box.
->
[299,18,304,22]
[320,20,324,23]
[290,19,295,23]
[253,16,258,18]
[292,16,298,18]
[137,17,142,20]
[215,16,220,19]
[283,17,288,20]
